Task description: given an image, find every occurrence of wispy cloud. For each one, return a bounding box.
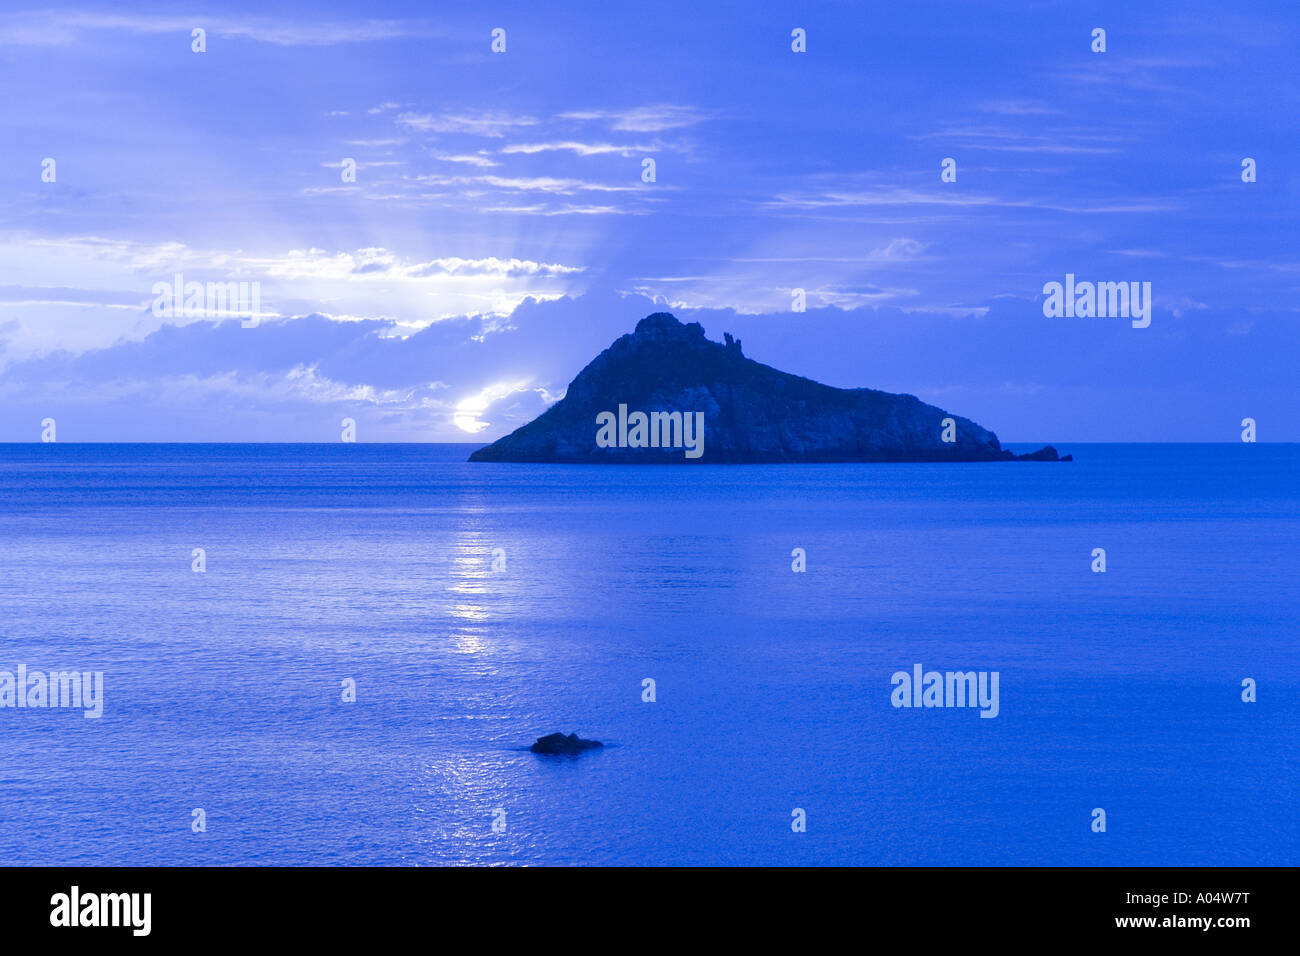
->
[724,238,929,263]
[397,112,539,137]
[501,141,653,157]
[250,247,585,281]
[763,185,1178,215]
[19,238,586,288]
[1052,56,1215,96]
[321,159,405,169]
[0,11,443,47]
[430,152,499,167]
[559,104,707,132]
[978,99,1062,116]
[914,125,1125,155]
[762,187,1003,211]
[1107,248,1166,258]
[411,173,640,195]
[476,203,635,216]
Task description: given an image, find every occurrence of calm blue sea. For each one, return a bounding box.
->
[0,443,1294,866]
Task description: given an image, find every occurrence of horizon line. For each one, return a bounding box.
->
[3,441,1293,447]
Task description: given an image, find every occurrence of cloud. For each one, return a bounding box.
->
[914,125,1125,155]
[477,203,634,216]
[21,238,583,282]
[320,159,405,169]
[1052,56,1216,96]
[1107,249,1166,258]
[0,291,1295,441]
[722,238,928,264]
[0,11,443,47]
[453,380,552,433]
[559,105,706,132]
[763,187,1004,211]
[0,297,630,439]
[763,185,1178,216]
[501,141,653,157]
[405,257,584,278]
[477,175,637,194]
[431,152,498,167]
[977,99,1062,116]
[0,236,591,357]
[397,112,539,137]
[410,173,639,195]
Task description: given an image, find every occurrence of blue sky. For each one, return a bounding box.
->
[1,1,1296,441]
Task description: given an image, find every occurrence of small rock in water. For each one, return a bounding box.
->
[530,732,603,755]
[1015,444,1066,462]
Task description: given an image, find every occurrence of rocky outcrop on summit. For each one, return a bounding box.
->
[469,312,1067,464]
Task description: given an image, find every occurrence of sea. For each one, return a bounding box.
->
[0,442,1294,866]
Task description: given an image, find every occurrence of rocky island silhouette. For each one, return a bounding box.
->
[470,312,1069,464]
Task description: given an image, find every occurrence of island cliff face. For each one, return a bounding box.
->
[469,312,1066,463]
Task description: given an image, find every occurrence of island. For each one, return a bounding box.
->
[469,312,1069,464]
[530,732,604,755]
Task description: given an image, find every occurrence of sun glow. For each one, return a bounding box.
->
[453,380,532,433]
